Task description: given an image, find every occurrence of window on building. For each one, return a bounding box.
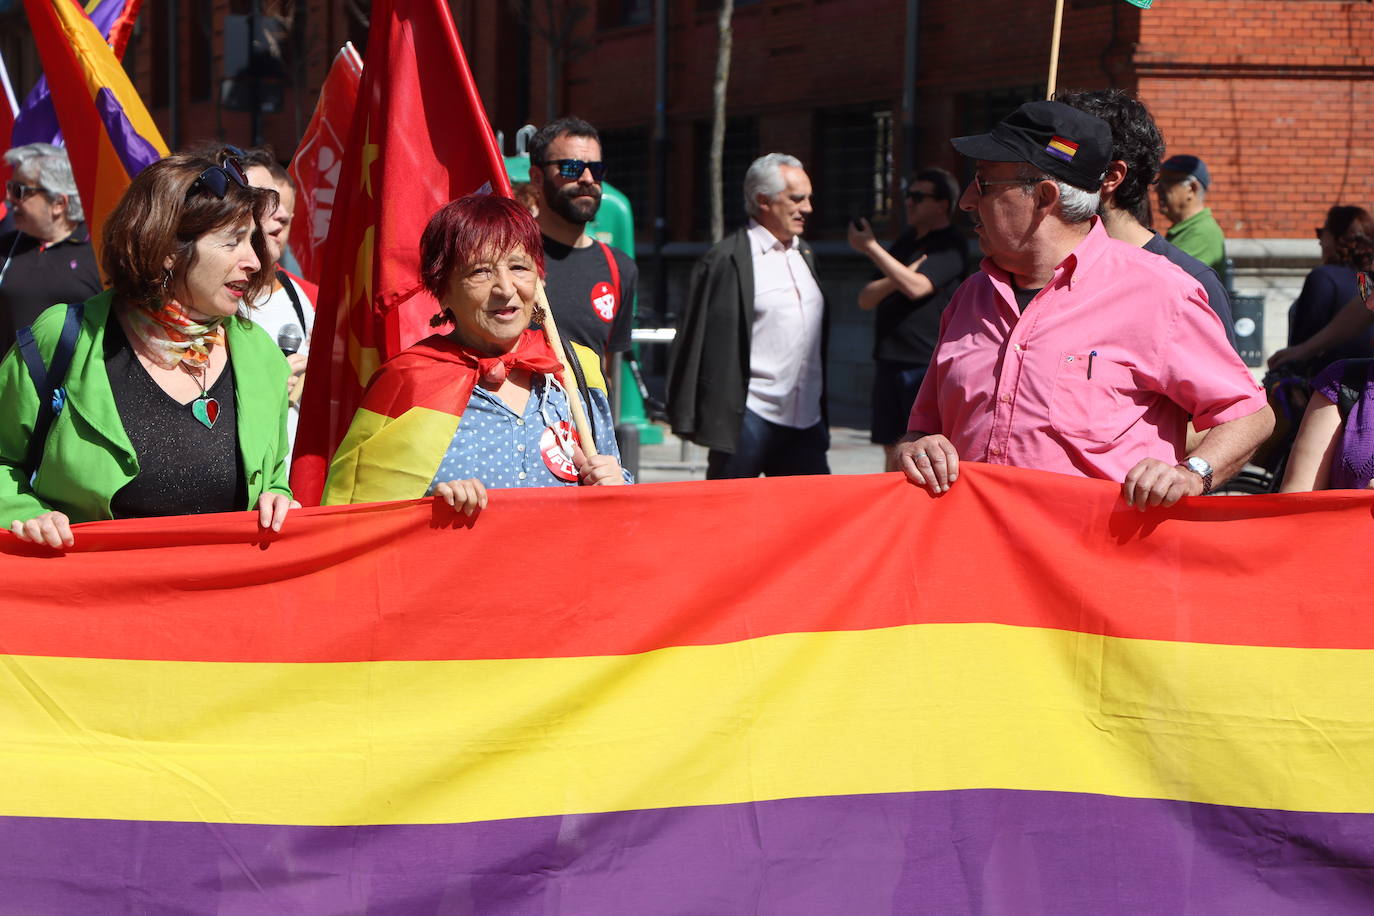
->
[814,106,894,236]
[598,125,652,236]
[189,0,213,102]
[954,85,1043,184]
[599,0,652,29]
[692,116,759,240]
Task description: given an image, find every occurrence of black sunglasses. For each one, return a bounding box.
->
[189,146,252,199]
[907,190,938,203]
[5,179,46,201]
[535,158,607,181]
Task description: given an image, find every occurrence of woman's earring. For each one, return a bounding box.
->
[161,269,172,294]
[532,302,547,324]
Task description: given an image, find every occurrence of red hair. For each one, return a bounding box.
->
[419,194,545,302]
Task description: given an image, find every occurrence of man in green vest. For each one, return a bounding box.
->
[1156,154,1226,275]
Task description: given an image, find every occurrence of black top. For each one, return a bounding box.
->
[872,225,970,366]
[104,318,246,519]
[0,225,103,356]
[1287,263,1374,362]
[1142,232,1238,351]
[540,235,638,361]
[1012,286,1042,312]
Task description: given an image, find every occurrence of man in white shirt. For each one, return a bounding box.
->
[667,153,829,478]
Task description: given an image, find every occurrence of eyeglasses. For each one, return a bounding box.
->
[906,190,937,203]
[188,147,251,199]
[535,158,607,181]
[5,180,44,201]
[970,175,1045,195]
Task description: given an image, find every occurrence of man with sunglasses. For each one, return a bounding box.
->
[896,101,1272,508]
[0,143,101,356]
[527,117,637,370]
[849,167,969,470]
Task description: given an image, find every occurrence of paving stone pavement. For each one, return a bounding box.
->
[629,425,886,484]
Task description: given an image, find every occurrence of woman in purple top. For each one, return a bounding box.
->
[1282,356,1374,491]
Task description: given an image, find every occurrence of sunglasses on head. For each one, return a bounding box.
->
[5,180,44,201]
[535,158,607,181]
[188,147,251,199]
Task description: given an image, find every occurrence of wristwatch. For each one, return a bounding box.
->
[1178,456,1214,494]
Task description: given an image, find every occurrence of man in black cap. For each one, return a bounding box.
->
[1157,153,1226,274]
[895,100,1272,508]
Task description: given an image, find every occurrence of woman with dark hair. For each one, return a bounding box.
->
[0,151,297,547]
[1286,205,1374,366]
[323,193,627,512]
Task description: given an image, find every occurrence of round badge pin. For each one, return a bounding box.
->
[540,421,580,481]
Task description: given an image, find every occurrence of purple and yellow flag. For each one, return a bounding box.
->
[2,466,1374,910]
[22,0,166,261]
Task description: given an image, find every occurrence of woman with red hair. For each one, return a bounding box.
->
[322,194,628,512]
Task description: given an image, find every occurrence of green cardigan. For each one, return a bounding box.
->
[0,290,293,527]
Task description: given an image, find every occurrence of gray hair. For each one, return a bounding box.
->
[743,153,803,217]
[4,143,84,221]
[1015,164,1099,225]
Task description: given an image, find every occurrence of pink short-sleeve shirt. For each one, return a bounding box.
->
[908,218,1266,482]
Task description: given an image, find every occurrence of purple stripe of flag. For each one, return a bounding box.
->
[94,87,162,177]
[2,790,1373,913]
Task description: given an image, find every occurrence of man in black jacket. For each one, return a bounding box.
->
[667,153,829,478]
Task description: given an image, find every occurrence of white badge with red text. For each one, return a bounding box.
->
[540,421,580,481]
[590,281,617,323]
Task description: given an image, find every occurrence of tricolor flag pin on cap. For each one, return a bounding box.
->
[1046,136,1079,162]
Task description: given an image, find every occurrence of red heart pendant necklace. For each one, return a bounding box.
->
[181,362,220,429]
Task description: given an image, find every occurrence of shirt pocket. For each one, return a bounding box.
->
[1049,351,1137,443]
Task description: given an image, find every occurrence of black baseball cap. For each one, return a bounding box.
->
[951,100,1113,192]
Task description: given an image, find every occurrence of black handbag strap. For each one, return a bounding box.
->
[17,302,84,477]
[277,269,308,330]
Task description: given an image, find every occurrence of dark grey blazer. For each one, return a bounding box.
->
[666,227,828,453]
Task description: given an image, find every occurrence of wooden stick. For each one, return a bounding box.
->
[1046,0,1065,99]
[535,281,599,458]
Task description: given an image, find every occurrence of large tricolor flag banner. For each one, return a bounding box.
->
[10,0,143,149]
[2,467,1373,911]
[21,0,166,263]
[287,43,364,288]
[290,0,512,506]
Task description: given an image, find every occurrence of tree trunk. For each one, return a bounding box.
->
[708,0,734,243]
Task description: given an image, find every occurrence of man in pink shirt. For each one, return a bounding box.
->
[897,101,1272,508]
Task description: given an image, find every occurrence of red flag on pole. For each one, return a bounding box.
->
[289,0,512,505]
[288,43,363,287]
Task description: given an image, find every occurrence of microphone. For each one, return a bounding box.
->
[277,324,304,355]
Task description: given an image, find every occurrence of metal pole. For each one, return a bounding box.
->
[167,0,179,149]
[652,0,669,325]
[249,0,262,145]
[900,0,919,188]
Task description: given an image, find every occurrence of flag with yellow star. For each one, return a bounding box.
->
[290,0,512,506]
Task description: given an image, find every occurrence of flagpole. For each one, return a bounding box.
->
[535,281,600,459]
[1046,0,1065,99]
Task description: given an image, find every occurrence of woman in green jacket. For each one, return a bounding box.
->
[0,151,297,547]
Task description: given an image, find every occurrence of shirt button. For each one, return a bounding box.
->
[1012,344,1022,352]
[518,471,527,480]
[989,446,1002,456]
[517,444,525,451]
[516,419,525,426]
[999,394,1011,403]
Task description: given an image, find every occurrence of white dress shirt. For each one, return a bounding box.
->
[744,220,824,429]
